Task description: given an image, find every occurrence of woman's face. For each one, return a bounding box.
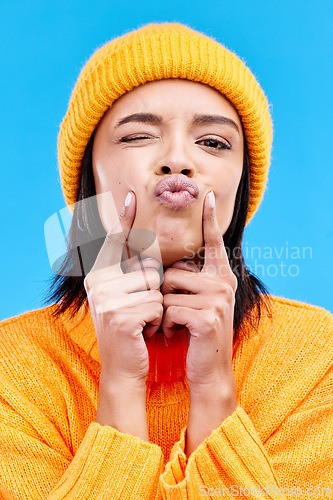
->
[92,79,244,267]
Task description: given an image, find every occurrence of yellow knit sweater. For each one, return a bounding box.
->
[0,296,332,499]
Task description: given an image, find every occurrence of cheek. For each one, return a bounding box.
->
[93,155,119,192]
[92,169,123,233]
[215,168,243,232]
[92,157,150,233]
[216,167,242,202]
[92,190,124,234]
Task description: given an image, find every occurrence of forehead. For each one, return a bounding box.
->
[104,79,242,127]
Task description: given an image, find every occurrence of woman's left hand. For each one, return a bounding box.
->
[161,192,238,456]
[161,191,237,395]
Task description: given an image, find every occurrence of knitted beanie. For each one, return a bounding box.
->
[58,22,273,223]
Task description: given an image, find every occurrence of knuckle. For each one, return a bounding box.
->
[217,263,230,278]
[217,282,236,301]
[162,305,171,318]
[225,283,235,299]
[83,273,93,291]
[167,305,178,316]
[149,289,163,303]
[231,273,238,292]
[90,282,116,304]
[223,271,238,293]
[204,314,217,330]
[145,268,162,289]
[88,282,103,302]
[217,267,237,291]
[163,267,175,279]
[155,302,164,317]
[215,300,229,317]
[163,293,172,308]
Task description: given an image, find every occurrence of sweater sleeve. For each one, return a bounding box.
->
[47,423,164,499]
[159,394,333,498]
[159,406,286,499]
[0,422,164,500]
[0,377,164,500]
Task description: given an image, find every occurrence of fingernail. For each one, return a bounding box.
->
[164,336,169,347]
[125,192,133,207]
[208,191,215,208]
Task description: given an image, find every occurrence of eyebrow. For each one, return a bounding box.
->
[193,114,240,134]
[115,113,162,128]
[115,112,240,134]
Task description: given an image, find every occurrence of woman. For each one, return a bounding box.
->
[1,22,332,499]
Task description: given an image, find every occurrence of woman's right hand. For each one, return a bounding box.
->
[84,191,163,436]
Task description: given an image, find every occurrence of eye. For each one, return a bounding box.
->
[197,137,231,150]
[119,135,151,143]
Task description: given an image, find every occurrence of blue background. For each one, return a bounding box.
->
[1,0,332,320]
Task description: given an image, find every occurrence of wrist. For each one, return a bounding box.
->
[95,378,148,441]
[185,379,237,458]
[99,367,148,391]
[189,373,237,405]
[99,375,147,395]
[189,385,237,420]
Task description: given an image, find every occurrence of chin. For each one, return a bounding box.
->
[160,238,204,268]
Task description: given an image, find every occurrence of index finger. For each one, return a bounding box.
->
[91,192,163,285]
[90,191,136,276]
[202,191,231,278]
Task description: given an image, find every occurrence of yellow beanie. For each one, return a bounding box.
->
[58,22,273,223]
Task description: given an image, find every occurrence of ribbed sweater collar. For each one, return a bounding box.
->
[60,305,187,384]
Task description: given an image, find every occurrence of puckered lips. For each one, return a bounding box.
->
[154,174,199,208]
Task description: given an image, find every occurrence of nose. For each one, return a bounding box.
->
[154,134,196,177]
